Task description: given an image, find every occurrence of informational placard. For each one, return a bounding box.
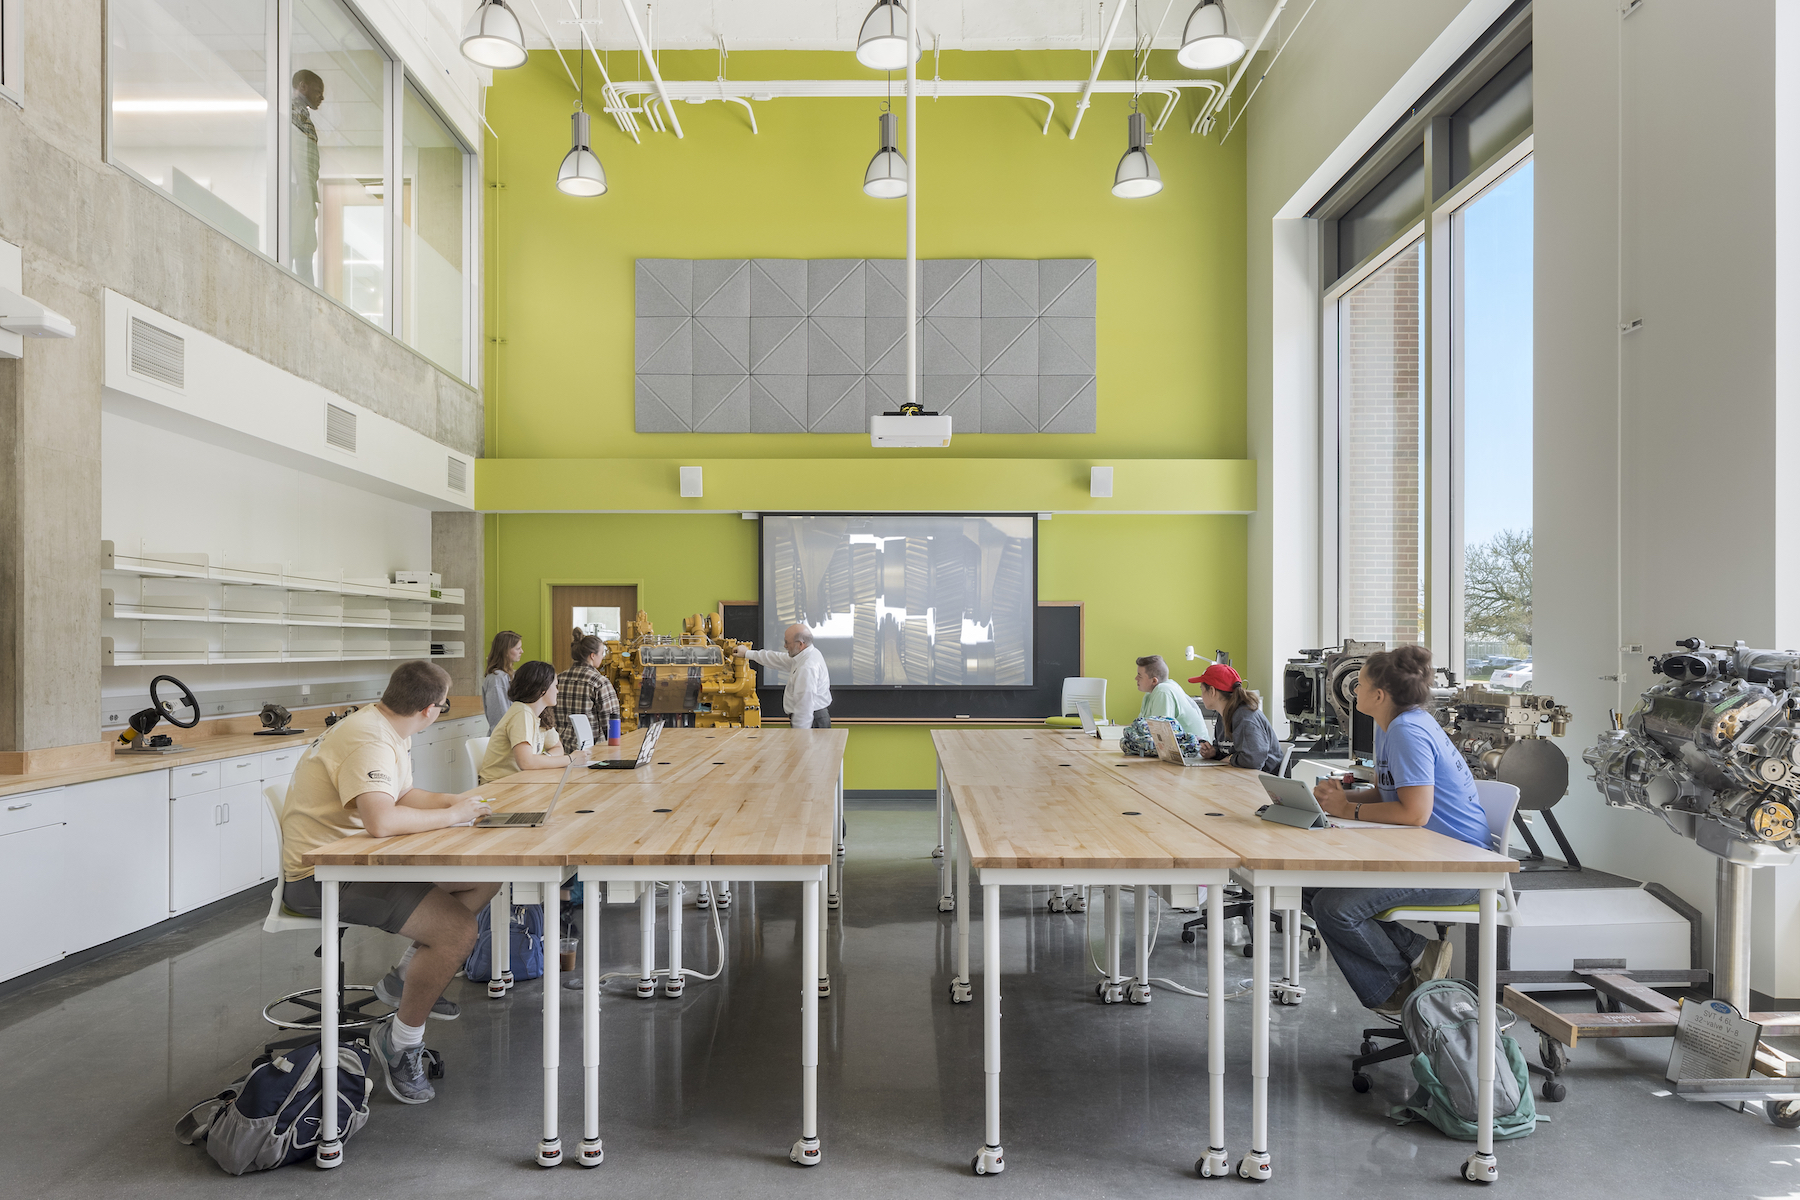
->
[1666,997,1760,1083]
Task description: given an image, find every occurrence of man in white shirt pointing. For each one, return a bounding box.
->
[737,623,834,728]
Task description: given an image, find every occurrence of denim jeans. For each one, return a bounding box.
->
[1302,886,1478,1009]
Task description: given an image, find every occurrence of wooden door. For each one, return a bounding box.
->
[551,585,638,671]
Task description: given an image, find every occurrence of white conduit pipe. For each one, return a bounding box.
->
[561,0,642,143]
[1069,0,1132,140]
[1192,0,1288,134]
[906,0,918,412]
[618,0,683,137]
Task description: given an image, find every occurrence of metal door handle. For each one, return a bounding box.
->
[214,804,222,824]
[7,802,30,811]
[191,770,207,777]
[222,802,230,823]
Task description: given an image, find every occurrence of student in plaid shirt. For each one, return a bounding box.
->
[554,633,620,750]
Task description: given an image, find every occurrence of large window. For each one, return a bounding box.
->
[0,0,22,105]
[106,0,472,379]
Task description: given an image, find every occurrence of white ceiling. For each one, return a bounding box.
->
[502,0,1278,56]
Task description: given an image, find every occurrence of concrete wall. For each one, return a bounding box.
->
[0,2,481,753]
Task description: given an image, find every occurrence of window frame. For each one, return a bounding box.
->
[0,0,21,108]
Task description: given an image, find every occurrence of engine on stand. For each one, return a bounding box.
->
[1282,640,1385,758]
[1429,685,1577,868]
[1585,638,1800,1019]
[600,611,762,730]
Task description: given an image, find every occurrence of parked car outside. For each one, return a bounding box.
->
[1489,661,1534,691]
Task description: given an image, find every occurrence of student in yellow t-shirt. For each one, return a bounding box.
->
[479,659,588,784]
[278,659,496,1105]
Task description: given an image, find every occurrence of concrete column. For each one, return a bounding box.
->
[433,511,485,698]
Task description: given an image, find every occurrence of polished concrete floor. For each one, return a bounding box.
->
[2,801,1793,1198]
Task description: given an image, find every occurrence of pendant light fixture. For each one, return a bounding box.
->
[555,14,605,198]
[855,0,917,71]
[1176,0,1246,71]
[1112,111,1162,198]
[460,0,528,69]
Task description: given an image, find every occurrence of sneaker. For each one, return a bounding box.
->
[369,1015,436,1105]
[375,970,460,1020]
[1372,978,1415,1019]
[1411,939,1455,988]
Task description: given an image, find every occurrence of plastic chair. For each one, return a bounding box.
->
[1060,677,1107,717]
[258,781,386,1054]
[466,736,490,782]
[570,714,594,750]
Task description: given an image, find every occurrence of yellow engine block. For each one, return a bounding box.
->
[600,611,762,730]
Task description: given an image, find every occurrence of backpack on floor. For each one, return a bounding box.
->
[1388,977,1538,1141]
[463,902,546,982]
[175,1042,372,1174]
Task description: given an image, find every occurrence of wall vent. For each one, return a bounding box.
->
[447,456,468,493]
[324,403,358,453]
[129,317,185,389]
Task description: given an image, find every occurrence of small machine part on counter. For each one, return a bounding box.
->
[254,703,306,737]
[1429,684,1577,868]
[323,705,359,728]
[115,674,201,753]
[600,611,761,730]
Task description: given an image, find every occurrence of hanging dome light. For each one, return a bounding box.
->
[1177,0,1246,71]
[461,0,529,69]
[1112,112,1162,198]
[556,110,606,197]
[863,111,908,198]
[855,0,917,71]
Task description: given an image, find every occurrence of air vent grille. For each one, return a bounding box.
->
[447,456,468,493]
[324,403,357,453]
[129,317,184,388]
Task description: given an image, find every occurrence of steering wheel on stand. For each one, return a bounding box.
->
[118,674,202,749]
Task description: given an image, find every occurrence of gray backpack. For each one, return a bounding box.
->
[1388,978,1538,1141]
[176,1042,372,1174]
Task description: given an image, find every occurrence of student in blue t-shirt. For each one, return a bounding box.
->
[1305,644,1490,1016]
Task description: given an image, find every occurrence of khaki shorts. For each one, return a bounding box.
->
[282,877,434,935]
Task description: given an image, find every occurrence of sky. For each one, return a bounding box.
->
[1459,159,1534,550]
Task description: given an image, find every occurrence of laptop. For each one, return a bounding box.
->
[1255,772,1387,830]
[1074,698,1124,742]
[1147,716,1210,766]
[474,762,573,828]
[588,720,663,770]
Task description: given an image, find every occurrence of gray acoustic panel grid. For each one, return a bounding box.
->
[635,258,1096,434]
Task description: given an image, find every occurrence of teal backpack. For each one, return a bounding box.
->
[1388,977,1539,1141]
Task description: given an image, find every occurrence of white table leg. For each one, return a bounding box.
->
[487,886,509,998]
[1463,887,1500,1182]
[1197,883,1229,1177]
[1274,905,1306,1005]
[1129,884,1152,1004]
[936,762,954,912]
[1238,885,1272,1180]
[666,882,686,996]
[970,881,1005,1174]
[316,879,343,1169]
[818,868,831,997]
[537,882,562,1168]
[951,807,971,1003]
[580,877,603,1167]
[1100,885,1123,1004]
[637,881,656,998]
[790,877,822,1166]
[829,765,843,910]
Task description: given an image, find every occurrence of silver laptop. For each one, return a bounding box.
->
[588,720,663,770]
[474,761,574,828]
[1074,698,1124,742]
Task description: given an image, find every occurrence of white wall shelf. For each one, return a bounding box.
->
[102,637,464,668]
[101,542,465,604]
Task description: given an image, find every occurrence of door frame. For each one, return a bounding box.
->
[539,578,646,663]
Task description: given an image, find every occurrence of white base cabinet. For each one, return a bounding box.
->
[170,758,270,915]
[63,772,168,951]
[411,715,486,795]
[0,789,65,981]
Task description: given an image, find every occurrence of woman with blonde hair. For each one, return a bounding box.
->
[482,630,523,731]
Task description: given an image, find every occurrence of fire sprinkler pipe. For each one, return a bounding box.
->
[1070,0,1132,140]
[619,0,683,138]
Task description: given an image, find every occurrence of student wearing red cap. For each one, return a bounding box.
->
[1188,662,1283,773]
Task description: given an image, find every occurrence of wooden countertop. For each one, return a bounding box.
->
[303,727,846,870]
[0,697,486,800]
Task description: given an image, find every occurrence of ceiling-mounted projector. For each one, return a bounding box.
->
[870,402,951,448]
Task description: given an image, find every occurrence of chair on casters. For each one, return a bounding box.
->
[259,781,387,1056]
[1347,780,1565,1103]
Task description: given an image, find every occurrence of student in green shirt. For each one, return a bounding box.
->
[1134,654,1210,739]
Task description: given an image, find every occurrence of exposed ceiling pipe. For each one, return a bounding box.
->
[1191,0,1286,134]
[618,0,683,137]
[1069,0,1132,140]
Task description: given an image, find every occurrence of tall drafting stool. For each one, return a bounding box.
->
[259,781,386,1054]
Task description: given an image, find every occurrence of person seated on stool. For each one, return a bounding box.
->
[554,634,620,753]
[1305,645,1491,1017]
[735,623,833,728]
[1188,662,1283,773]
[278,659,500,1104]
[1134,654,1209,738]
[480,660,589,784]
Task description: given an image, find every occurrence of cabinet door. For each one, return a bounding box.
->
[217,781,264,896]
[0,823,66,982]
[169,793,222,913]
[63,772,170,953]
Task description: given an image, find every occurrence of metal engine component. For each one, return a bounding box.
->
[600,611,762,731]
[1428,685,1572,811]
[1282,640,1386,751]
[1585,638,1800,865]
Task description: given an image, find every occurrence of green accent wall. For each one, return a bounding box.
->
[479,50,1250,788]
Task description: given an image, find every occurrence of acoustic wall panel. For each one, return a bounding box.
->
[634,258,1096,434]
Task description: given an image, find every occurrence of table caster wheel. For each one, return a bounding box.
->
[932,845,945,859]
[1067,894,1087,913]
[487,977,507,999]
[1237,1151,1271,1181]
[1047,896,1067,913]
[1197,1147,1229,1178]
[949,978,972,1004]
[635,977,656,999]
[937,896,956,913]
[790,1137,821,1166]
[1541,1078,1566,1103]
[314,1139,344,1170]
[1273,984,1305,1006]
[1359,1038,1377,1056]
[536,1137,562,1167]
[1461,1151,1497,1183]
[1181,928,1197,943]
[697,892,712,909]
[717,891,732,909]
[818,977,832,998]
[501,970,515,991]
[1771,1099,1800,1129]
[972,1144,1005,1175]
[1242,944,1254,958]
[663,978,685,998]
[578,1139,604,1167]
[1101,981,1125,1004]
[1127,981,1152,1005]
[1351,1072,1372,1093]
[827,892,841,910]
